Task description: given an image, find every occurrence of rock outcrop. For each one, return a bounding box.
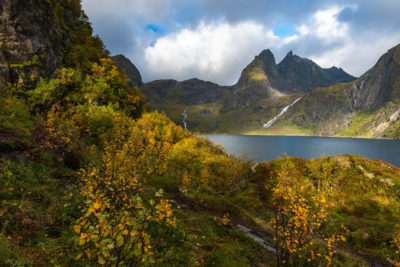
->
[112,54,142,87]
[0,0,64,85]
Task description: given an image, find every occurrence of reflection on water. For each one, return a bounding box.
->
[203,135,400,167]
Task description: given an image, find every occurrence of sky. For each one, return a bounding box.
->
[81,0,400,85]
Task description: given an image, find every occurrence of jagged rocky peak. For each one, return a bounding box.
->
[350,43,400,110]
[277,50,356,92]
[256,49,276,67]
[112,54,143,87]
[280,50,315,66]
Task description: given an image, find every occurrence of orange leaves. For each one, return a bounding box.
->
[73,225,81,234]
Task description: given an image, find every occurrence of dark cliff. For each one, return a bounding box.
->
[349,44,400,110]
[277,51,355,93]
[223,49,279,109]
[0,0,64,85]
[112,54,143,87]
[0,0,108,87]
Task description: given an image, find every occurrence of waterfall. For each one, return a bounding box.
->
[182,108,188,130]
[262,98,302,128]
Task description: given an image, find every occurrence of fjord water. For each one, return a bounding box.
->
[204,135,400,167]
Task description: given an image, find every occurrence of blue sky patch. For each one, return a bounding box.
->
[273,24,299,37]
[145,24,164,33]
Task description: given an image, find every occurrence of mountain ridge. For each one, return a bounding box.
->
[116,49,355,113]
[271,43,400,138]
[110,43,400,139]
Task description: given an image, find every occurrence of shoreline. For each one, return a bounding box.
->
[198,132,397,141]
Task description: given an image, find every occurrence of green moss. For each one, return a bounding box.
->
[382,119,400,138]
[336,112,374,137]
[247,66,267,81]
[9,55,38,69]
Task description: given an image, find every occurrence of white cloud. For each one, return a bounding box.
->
[143,21,296,85]
[82,0,171,20]
[82,1,400,84]
[296,5,400,76]
[141,5,400,84]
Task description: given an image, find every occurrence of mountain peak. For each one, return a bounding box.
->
[112,54,143,87]
[277,51,356,92]
[257,49,275,63]
[256,49,277,69]
[258,49,273,57]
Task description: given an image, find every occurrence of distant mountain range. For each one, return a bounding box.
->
[114,44,400,139]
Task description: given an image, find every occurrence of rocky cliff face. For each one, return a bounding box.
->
[112,54,142,87]
[0,0,108,87]
[277,51,355,92]
[349,44,400,110]
[0,0,64,86]
[277,43,400,138]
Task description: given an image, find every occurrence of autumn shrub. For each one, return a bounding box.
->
[79,104,123,146]
[42,104,83,168]
[131,112,190,180]
[268,158,346,266]
[168,136,250,193]
[74,130,177,266]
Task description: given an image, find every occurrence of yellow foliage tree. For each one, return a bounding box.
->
[74,127,176,266]
[270,158,345,266]
[168,137,250,193]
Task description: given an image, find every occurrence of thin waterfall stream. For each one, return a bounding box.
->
[262,98,302,128]
[182,108,188,130]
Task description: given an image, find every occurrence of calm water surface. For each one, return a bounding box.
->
[203,135,400,167]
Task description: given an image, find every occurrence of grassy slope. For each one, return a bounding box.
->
[261,155,400,264]
[161,92,303,134]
